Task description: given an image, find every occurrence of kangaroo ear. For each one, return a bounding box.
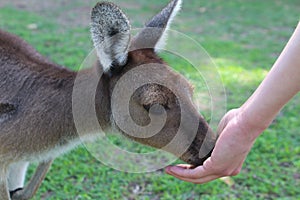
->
[91,2,131,74]
[131,0,182,51]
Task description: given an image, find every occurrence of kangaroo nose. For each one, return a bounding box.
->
[180,126,216,166]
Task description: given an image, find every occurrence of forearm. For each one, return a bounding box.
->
[240,22,300,137]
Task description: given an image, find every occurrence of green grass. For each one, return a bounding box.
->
[1,0,300,199]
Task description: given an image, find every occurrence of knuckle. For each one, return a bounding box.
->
[219,169,239,177]
[222,171,232,176]
[231,168,241,176]
[207,165,241,177]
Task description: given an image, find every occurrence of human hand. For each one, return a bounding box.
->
[165,109,263,184]
[165,22,300,183]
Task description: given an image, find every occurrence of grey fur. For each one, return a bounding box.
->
[90,2,131,73]
[131,0,182,50]
[146,0,181,28]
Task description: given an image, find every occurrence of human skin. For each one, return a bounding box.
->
[165,21,300,184]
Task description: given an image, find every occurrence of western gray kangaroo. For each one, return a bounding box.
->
[0,0,216,199]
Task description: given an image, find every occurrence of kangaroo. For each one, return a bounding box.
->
[0,0,216,199]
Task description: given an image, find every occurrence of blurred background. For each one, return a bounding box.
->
[0,0,299,199]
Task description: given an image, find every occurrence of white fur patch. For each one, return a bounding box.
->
[8,162,29,190]
[94,44,114,73]
[155,0,182,51]
[90,2,131,73]
[19,133,101,164]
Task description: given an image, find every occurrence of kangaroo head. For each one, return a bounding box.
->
[90,0,216,166]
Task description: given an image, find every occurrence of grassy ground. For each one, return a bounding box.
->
[1,0,300,199]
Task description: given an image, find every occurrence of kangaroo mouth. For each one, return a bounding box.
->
[181,125,217,166]
[179,144,214,167]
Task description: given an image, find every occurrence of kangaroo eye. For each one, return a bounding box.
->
[143,104,151,112]
[143,104,168,115]
[150,104,165,115]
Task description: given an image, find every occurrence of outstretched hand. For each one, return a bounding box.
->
[165,22,300,184]
[165,109,262,184]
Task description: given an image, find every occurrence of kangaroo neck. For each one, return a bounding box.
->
[71,67,112,136]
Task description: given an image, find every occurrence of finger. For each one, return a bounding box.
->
[217,116,227,135]
[165,165,213,179]
[174,164,194,169]
[167,172,221,184]
[193,175,222,184]
[165,164,194,174]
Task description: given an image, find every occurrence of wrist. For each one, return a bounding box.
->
[237,107,270,141]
